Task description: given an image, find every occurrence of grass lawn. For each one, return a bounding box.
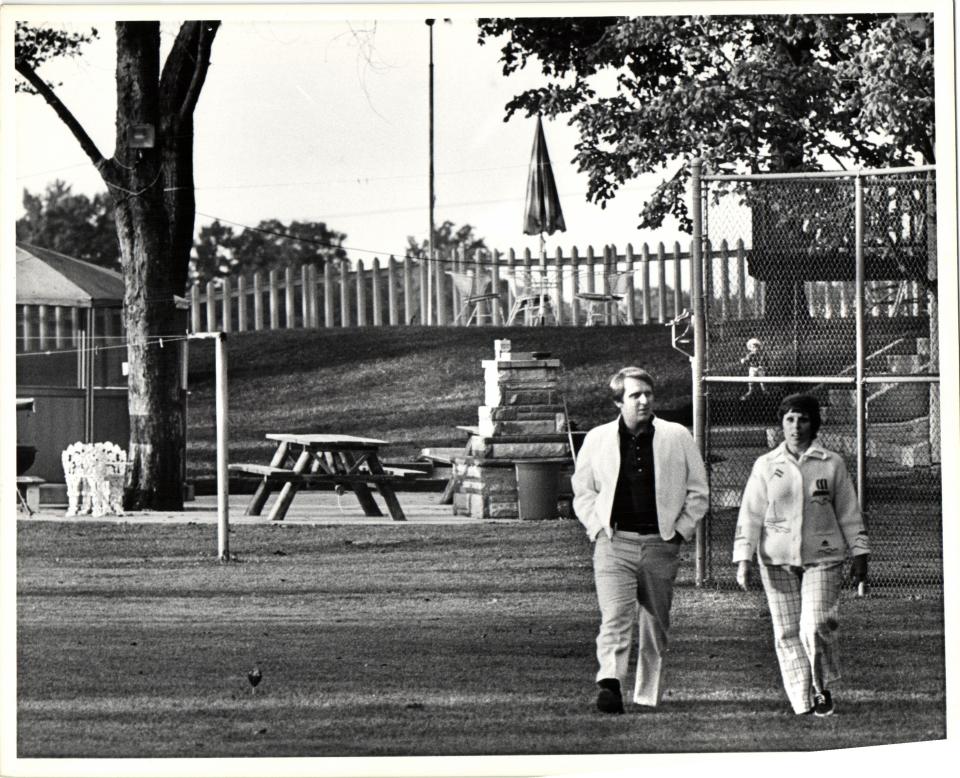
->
[17,519,946,758]
[185,326,695,480]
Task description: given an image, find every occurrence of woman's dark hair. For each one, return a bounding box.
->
[777,393,822,437]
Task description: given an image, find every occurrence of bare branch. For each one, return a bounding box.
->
[15,59,110,178]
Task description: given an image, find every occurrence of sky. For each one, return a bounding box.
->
[10,2,697,266]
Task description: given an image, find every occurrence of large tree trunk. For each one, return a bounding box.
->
[113,22,185,510]
[110,21,218,510]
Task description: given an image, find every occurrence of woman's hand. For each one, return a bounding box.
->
[736,560,751,591]
[850,554,869,584]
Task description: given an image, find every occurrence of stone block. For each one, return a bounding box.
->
[485,386,561,407]
[478,405,565,422]
[478,417,565,437]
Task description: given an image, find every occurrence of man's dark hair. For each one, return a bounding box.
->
[609,367,655,402]
[777,393,822,437]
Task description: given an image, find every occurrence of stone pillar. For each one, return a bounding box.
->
[451,339,572,519]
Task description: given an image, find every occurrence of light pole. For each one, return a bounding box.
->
[426,18,435,326]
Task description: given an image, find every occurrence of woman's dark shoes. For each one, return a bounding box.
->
[813,690,834,717]
[596,678,625,714]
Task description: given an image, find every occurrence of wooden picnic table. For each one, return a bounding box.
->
[230,433,422,522]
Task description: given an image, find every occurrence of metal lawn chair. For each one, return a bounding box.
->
[575,270,634,325]
[447,269,504,325]
[506,268,558,325]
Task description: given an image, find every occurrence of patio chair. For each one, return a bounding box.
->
[506,268,558,326]
[447,269,504,325]
[575,270,634,325]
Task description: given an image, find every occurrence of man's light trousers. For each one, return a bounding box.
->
[593,531,681,706]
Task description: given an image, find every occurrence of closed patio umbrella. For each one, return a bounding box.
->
[523,114,566,241]
[516,115,565,325]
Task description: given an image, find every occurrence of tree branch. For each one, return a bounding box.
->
[15,59,109,177]
[160,20,220,126]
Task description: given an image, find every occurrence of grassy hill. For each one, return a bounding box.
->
[185,326,694,480]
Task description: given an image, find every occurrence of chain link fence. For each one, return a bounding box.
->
[697,169,941,598]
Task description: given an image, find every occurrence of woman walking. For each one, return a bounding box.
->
[733,393,870,716]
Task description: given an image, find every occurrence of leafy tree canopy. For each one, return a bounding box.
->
[477,14,934,233]
[17,181,120,269]
[406,220,487,260]
[191,219,347,283]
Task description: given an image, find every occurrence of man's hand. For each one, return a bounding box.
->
[736,560,751,591]
[850,554,869,585]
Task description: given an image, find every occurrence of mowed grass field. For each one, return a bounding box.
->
[17,519,946,757]
[184,325,696,480]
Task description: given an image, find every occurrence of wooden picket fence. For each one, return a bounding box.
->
[186,239,927,333]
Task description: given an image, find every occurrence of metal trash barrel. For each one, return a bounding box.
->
[514,460,561,520]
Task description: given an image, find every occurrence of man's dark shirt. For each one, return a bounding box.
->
[611,416,659,533]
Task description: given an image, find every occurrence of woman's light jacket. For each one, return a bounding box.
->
[732,441,870,567]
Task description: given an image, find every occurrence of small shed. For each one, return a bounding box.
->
[15,243,129,483]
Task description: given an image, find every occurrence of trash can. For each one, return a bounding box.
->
[514,460,561,520]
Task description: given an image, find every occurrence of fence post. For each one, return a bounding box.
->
[492,249,503,325]
[474,249,486,326]
[356,259,367,326]
[639,243,650,325]
[268,269,280,329]
[604,245,616,325]
[719,240,730,321]
[222,277,232,333]
[656,243,667,324]
[371,257,383,326]
[387,256,398,326]
[854,171,867,511]
[253,272,264,331]
[190,284,201,333]
[690,158,707,587]
[436,252,448,326]
[506,248,517,319]
[553,247,564,325]
[340,259,351,327]
[299,265,310,328]
[206,280,217,331]
[570,245,580,325]
[736,240,746,320]
[323,263,334,328]
[672,242,683,317]
[307,264,319,328]
[237,274,247,332]
[403,256,413,325]
[284,267,296,328]
[418,258,428,325]
[584,245,596,295]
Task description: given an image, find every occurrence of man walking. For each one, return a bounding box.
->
[572,367,708,713]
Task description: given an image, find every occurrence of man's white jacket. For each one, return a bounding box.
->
[572,416,709,542]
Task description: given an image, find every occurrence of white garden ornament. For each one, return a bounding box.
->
[61,442,127,517]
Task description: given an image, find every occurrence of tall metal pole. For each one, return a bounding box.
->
[854,174,867,511]
[426,19,436,326]
[214,332,230,561]
[690,158,708,587]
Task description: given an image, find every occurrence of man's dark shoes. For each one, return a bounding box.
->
[596,678,624,714]
[813,690,834,717]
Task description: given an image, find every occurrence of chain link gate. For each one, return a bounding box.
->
[689,163,941,598]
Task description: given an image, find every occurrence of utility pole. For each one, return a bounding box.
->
[426,18,436,326]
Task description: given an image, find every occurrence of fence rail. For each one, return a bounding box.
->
[179,240,928,334]
[13,239,931,350]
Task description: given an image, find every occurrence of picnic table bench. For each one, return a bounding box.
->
[229,433,423,522]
